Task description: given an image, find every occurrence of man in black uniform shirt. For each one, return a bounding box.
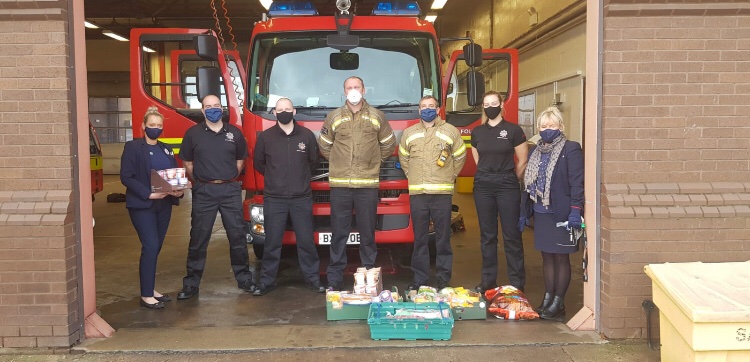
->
[252,98,324,296]
[177,94,255,300]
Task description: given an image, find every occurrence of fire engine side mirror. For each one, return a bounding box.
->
[330,52,359,70]
[196,66,222,102]
[194,35,219,61]
[466,71,485,107]
[463,43,483,67]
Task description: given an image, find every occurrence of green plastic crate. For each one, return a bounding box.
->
[452,302,487,320]
[367,302,454,341]
[326,301,371,321]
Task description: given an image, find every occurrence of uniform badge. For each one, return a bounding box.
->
[321,126,329,135]
[226,132,235,142]
[499,130,508,139]
[298,142,306,151]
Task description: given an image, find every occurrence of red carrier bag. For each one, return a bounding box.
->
[485,286,539,320]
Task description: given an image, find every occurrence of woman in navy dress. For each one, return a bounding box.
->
[120,106,183,309]
[520,107,584,321]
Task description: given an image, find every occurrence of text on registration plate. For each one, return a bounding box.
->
[318,232,360,245]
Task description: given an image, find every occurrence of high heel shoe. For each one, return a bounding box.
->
[537,293,553,314]
[140,298,164,309]
[540,295,565,321]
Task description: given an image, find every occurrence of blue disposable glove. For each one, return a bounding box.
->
[568,207,582,229]
[518,217,529,233]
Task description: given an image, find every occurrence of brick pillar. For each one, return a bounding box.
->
[0,0,83,347]
[601,1,750,338]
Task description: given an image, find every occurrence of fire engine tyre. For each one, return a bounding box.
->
[252,244,264,260]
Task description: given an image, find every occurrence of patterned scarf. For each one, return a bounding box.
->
[524,133,566,207]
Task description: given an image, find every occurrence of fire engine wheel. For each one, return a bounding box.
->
[252,244,264,260]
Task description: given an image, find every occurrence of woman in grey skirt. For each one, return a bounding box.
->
[519,107,584,321]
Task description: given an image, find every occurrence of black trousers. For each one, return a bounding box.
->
[128,199,172,297]
[410,194,453,286]
[326,187,378,285]
[183,182,252,287]
[260,196,321,286]
[473,171,525,288]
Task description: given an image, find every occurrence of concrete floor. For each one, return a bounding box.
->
[76,176,657,360]
[92,175,584,328]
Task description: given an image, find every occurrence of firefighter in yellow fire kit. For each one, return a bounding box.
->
[399,95,466,290]
[318,76,396,291]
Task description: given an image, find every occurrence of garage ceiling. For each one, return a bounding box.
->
[84,0,436,41]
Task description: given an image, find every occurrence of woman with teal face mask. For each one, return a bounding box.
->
[520,107,584,322]
[120,106,183,309]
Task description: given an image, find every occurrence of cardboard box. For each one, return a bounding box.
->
[151,169,191,192]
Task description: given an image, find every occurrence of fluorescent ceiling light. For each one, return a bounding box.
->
[142,46,156,53]
[260,0,273,10]
[84,21,99,29]
[425,15,438,23]
[102,30,128,42]
[431,0,448,10]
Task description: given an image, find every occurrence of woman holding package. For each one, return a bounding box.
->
[520,107,584,321]
[120,106,183,309]
[471,91,528,294]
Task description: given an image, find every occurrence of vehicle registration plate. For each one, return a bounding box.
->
[318,232,360,245]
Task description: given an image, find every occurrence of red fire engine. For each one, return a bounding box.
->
[129,1,518,258]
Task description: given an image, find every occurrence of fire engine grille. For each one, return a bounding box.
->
[312,189,408,203]
[312,155,406,181]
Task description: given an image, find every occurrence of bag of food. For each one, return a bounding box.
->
[485,286,539,320]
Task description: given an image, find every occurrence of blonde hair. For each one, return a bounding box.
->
[143,106,163,124]
[537,107,565,132]
[480,91,505,124]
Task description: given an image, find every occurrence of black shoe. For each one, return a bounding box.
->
[253,283,276,296]
[540,295,566,321]
[326,281,342,291]
[514,285,525,293]
[306,280,325,293]
[537,293,553,314]
[154,294,172,303]
[406,284,419,292]
[140,299,164,309]
[177,286,199,300]
[238,279,257,293]
[474,282,498,295]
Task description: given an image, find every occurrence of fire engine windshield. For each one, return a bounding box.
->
[248,32,439,114]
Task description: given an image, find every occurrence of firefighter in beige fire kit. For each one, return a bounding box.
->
[317,76,396,291]
[399,95,466,290]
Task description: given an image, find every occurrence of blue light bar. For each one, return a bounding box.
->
[268,1,318,16]
[372,1,421,16]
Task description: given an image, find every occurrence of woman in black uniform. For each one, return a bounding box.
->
[520,107,584,321]
[120,106,183,309]
[471,91,528,294]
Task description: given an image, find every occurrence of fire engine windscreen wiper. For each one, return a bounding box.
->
[376,102,420,109]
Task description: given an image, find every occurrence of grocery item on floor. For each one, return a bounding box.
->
[406,286,487,320]
[485,286,539,320]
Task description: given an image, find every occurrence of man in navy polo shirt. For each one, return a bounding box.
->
[177,94,255,299]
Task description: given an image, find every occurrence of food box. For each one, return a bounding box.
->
[151,169,191,192]
[367,302,454,341]
[406,287,486,320]
[326,301,371,321]
[452,302,487,320]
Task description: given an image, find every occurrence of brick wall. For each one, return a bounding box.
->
[0,0,82,348]
[601,1,750,338]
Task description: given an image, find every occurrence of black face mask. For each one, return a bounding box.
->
[276,111,294,125]
[484,106,501,121]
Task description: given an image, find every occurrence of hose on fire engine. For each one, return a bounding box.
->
[209,0,244,108]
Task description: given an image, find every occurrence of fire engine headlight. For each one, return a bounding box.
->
[250,205,264,224]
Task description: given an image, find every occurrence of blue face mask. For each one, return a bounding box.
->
[540,129,561,143]
[144,126,162,140]
[204,108,224,123]
[420,108,437,122]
